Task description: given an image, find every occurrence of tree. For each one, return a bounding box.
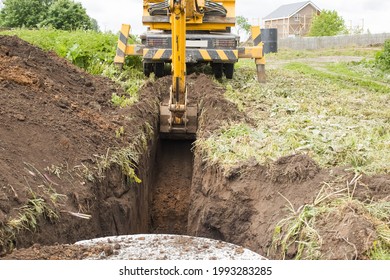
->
[236,16,251,37]
[0,0,98,31]
[0,0,54,28]
[41,0,93,30]
[308,10,347,37]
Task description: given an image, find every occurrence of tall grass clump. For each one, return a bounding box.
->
[376,40,390,71]
[271,177,390,260]
[0,190,59,256]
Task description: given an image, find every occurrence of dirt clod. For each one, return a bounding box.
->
[103,245,114,256]
[268,154,320,183]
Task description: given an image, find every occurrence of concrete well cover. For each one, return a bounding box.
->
[76,234,266,260]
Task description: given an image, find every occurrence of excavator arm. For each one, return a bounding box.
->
[170,0,187,108]
[159,0,198,138]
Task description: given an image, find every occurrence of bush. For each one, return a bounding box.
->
[0,0,97,30]
[375,40,390,70]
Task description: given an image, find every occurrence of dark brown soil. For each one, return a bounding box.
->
[1,36,389,260]
[151,140,193,235]
[1,244,107,260]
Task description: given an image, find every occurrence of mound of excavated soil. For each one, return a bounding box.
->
[1,36,389,260]
[0,35,160,255]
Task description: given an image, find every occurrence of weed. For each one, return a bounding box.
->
[109,148,142,184]
[45,164,64,179]
[115,126,125,138]
[97,120,157,183]
[271,191,327,260]
[74,163,95,182]
[95,122,156,184]
[0,190,59,255]
[143,121,155,140]
[94,146,142,184]
[369,241,390,260]
[111,93,134,107]
[375,40,390,70]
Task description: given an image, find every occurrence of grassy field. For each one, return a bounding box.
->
[196,48,390,176]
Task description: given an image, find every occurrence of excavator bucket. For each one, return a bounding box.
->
[159,104,197,139]
[159,85,198,140]
[158,1,198,140]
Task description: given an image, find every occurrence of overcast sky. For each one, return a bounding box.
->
[77,0,390,35]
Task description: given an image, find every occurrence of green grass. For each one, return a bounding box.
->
[369,242,390,260]
[195,123,269,174]
[0,29,119,67]
[267,47,379,61]
[284,62,390,93]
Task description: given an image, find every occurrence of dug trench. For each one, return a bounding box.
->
[1,36,389,260]
[151,139,194,235]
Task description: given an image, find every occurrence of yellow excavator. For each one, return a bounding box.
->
[115,0,265,139]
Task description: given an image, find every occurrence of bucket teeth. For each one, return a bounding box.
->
[160,104,197,138]
[160,85,197,139]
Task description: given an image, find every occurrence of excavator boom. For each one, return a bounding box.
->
[159,0,197,138]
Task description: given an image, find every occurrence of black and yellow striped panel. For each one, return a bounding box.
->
[251,26,262,47]
[143,49,172,60]
[143,49,238,62]
[114,24,130,64]
[237,46,264,59]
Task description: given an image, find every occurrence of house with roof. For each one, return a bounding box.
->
[263,1,321,39]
